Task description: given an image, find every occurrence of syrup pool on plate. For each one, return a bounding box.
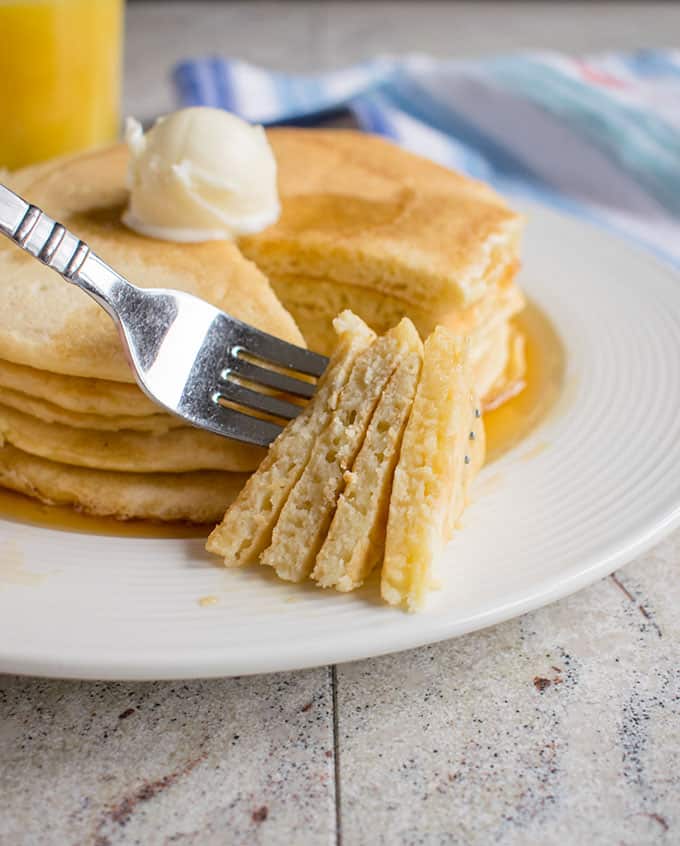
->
[484,302,565,463]
[0,488,208,539]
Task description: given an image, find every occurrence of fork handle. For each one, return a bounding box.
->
[0,183,134,317]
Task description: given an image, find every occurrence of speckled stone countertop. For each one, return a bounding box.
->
[2,4,680,844]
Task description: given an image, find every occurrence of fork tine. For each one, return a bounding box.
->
[230,318,329,377]
[204,401,283,447]
[225,357,316,398]
[216,381,303,421]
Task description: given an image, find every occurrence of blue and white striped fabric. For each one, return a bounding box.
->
[173,51,680,267]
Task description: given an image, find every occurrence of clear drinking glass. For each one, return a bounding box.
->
[0,0,124,170]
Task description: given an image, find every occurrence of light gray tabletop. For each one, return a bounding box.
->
[3,3,680,844]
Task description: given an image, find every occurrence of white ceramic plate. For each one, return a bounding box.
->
[2,204,680,680]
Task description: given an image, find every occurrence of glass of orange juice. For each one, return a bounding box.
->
[0,0,124,170]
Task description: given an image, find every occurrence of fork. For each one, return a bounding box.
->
[0,184,328,447]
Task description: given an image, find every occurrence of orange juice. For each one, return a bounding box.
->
[0,0,123,170]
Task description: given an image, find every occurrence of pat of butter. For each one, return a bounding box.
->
[122,107,280,242]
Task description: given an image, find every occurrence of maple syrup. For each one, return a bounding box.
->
[0,488,209,538]
[484,302,564,463]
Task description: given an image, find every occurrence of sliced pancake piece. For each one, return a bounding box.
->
[461,397,487,518]
[0,444,248,523]
[0,385,181,433]
[261,317,421,583]
[0,403,264,472]
[312,342,422,592]
[0,358,160,417]
[244,129,523,311]
[381,327,485,611]
[206,311,376,566]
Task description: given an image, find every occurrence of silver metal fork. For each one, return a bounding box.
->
[0,184,328,447]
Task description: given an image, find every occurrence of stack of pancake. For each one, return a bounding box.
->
[0,128,524,524]
[0,147,302,523]
[242,129,526,408]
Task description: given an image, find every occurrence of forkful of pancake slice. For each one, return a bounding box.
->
[207,310,485,611]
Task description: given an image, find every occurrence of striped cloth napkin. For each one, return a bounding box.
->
[173,51,680,267]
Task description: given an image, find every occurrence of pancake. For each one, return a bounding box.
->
[1,145,304,380]
[0,385,181,433]
[242,129,523,311]
[311,345,422,591]
[471,322,513,403]
[270,274,524,400]
[0,358,160,417]
[206,311,376,566]
[482,325,527,411]
[0,443,248,523]
[381,327,485,611]
[465,394,487,488]
[244,131,524,400]
[0,403,264,472]
[260,317,421,583]
[268,273,523,357]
